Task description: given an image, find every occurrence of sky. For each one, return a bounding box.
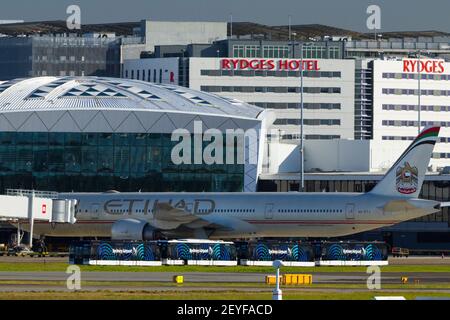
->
[1,0,449,33]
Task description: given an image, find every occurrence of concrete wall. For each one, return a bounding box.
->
[120,44,147,63]
[304,140,370,172]
[266,139,418,174]
[266,142,300,174]
[369,140,410,172]
[141,20,227,52]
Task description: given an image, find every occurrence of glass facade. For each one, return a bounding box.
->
[231,44,342,59]
[0,132,244,193]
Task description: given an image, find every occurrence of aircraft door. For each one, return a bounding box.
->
[345,203,355,219]
[90,203,100,219]
[264,203,274,219]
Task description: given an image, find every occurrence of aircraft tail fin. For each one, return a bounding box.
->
[369,127,440,198]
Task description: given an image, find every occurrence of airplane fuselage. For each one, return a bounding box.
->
[28,192,439,239]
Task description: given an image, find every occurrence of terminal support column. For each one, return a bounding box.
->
[28,191,35,249]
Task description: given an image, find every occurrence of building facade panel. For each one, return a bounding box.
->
[372,59,450,170]
[123,57,356,141]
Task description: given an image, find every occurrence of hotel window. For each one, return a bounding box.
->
[262,45,289,58]
[274,119,340,126]
[383,72,450,81]
[329,46,340,59]
[244,45,261,58]
[233,45,245,58]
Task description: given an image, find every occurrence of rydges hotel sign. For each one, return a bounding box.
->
[220,58,320,71]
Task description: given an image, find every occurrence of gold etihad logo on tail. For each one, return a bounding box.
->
[396,162,418,194]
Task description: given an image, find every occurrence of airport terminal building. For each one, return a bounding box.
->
[123,51,450,171]
[0,76,266,194]
[0,23,449,251]
[123,49,450,251]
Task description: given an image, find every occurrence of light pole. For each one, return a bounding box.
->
[272,260,284,300]
[417,51,421,134]
[298,41,314,192]
[291,32,297,58]
[300,41,304,192]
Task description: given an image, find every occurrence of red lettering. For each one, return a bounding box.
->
[258,59,265,69]
[239,60,249,69]
[221,59,231,69]
[410,60,417,72]
[432,61,439,73]
[278,60,289,70]
[306,61,314,70]
[403,60,411,72]
[314,60,320,71]
[289,61,300,70]
[230,59,239,69]
[404,59,445,74]
[267,60,275,70]
[249,59,260,69]
[424,61,433,73]
[438,61,445,73]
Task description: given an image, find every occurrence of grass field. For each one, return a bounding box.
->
[0,262,449,273]
[1,261,449,300]
[0,290,449,300]
[1,280,450,290]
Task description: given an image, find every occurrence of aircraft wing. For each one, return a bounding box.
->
[150,202,257,234]
[151,202,198,229]
[193,214,257,233]
[440,202,450,207]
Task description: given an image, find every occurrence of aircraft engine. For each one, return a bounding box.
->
[111,219,160,241]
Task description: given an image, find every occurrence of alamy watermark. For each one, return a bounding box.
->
[366,4,381,31]
[171,121,261,165]
[66,265,81,290]
[66,5,81,30]
[366,266,381,290]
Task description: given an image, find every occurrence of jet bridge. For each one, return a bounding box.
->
[0,189,77,248]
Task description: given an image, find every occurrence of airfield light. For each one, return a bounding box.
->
[272,260,285,300]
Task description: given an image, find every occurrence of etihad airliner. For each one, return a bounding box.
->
[29,127,442,240]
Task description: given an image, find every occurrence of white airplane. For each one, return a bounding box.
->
[30,127,443,240]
